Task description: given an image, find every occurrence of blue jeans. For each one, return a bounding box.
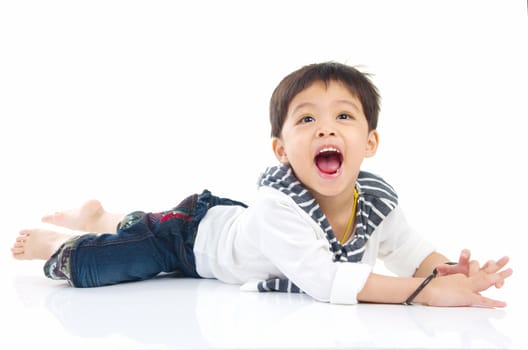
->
[43,190,247,287]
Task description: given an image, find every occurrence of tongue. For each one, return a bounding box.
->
[316,154,341,174]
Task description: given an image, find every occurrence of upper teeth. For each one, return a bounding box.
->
[319,147,339,153]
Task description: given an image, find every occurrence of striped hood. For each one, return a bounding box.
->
[255,163,398,294]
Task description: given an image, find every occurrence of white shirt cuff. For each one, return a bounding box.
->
[330,263,372,304]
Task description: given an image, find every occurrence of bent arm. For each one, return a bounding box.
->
[252,189,511,307]
[413,251,450,277]
[357,273,424,304]
[357,268,511,307]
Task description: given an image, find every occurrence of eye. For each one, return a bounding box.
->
[299,115,315,124]
[337,113,353,120]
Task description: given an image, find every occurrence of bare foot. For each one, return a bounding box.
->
[11,229,73,260]
[41,199,122,233]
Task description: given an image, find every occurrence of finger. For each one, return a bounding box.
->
[472,294,507,308]
[478,268,513,292]
[495,256,509,269]
[435,264,449,274]
[499,268,513,279]
[482,260,497,273]
[457,249,471,270]
[494,268,513,288]
[482,256,510,274]
[459,249,471,263]
[436,262,463,276]
[435,264,454,276]
[469,260,480,276]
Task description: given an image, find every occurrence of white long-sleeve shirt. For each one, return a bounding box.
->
[193,186,435,304]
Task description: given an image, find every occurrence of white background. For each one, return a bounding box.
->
[1,0,527,272]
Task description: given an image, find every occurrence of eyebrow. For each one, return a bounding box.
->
[291,99,362,116]
[336,99,362,113]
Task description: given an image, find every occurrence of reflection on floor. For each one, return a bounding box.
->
[2,255,526,350]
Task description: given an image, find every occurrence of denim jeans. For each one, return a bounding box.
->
[44,190,247,287]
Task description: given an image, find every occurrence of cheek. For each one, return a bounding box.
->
[346,139,369,159]
[283,146,309,168]
[350,133,371,150]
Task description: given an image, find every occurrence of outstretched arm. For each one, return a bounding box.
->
[357,256,512,307]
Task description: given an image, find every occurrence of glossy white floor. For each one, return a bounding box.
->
[2,241,526,350]
[2,0,527,348]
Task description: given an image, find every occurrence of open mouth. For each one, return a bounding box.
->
[314,147,343,175]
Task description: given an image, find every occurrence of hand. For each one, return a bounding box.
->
[435,249,510,287]
[424,266,513,308]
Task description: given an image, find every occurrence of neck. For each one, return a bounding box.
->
[312,185,356,218]
[312,186,357,242]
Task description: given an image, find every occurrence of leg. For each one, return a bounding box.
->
[40,192,217,287]
[41,199,125,233]
[12,203,181,287]
[11,219,176,287]
[59,209,198,287]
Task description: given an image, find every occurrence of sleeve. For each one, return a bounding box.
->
[248,189,371,304]
[376,206,437,277]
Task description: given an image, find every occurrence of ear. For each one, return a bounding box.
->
[272,137,289,163]
[365,130,379,158]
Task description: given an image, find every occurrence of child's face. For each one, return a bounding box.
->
[272,80,378,199]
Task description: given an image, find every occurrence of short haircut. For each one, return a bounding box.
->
[269,62,380,138]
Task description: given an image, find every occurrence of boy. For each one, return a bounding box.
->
[11,62,512,307]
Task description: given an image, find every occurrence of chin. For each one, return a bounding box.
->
[309,183,348,199]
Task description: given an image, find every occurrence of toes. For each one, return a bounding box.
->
[11,246,24,255]
[19,229,31,237]
[41,213,59,223]
[15,231,30,244]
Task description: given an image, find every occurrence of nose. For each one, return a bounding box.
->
[316,117,337,138]
[317,127,336,138]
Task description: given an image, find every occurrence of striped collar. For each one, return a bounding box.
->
[258,163,398,263]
